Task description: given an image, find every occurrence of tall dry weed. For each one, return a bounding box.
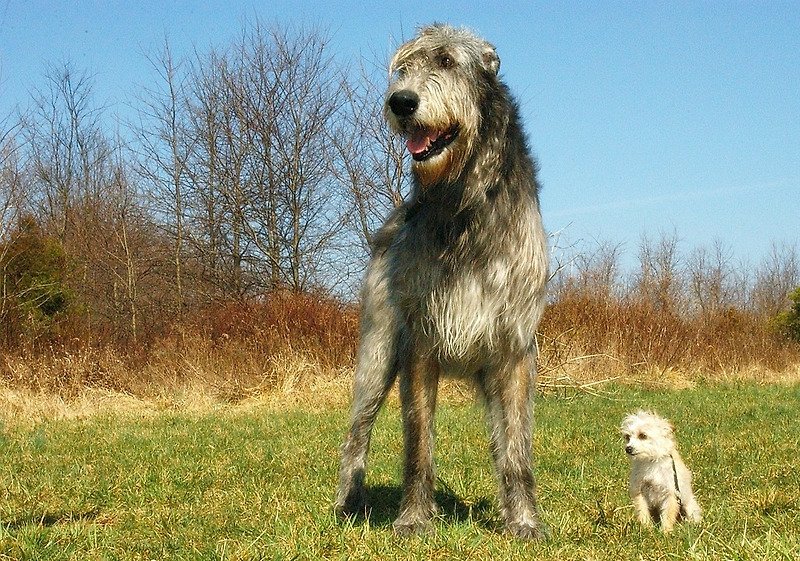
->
[538,288,799,387]
[1,292,359,403]
[2,285,798,407]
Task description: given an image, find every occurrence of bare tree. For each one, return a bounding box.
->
[0,116,25,330]
[331,60,408,255]
[133,38,193,315]
[184,46,249,296]
[577,238,625,299]
[175,21,351,296]
[636,230,684,312]
[16,61,166,345]
[23,61,112,243]
[159,42,255,299]
[74,137,168,346]
[687,239,737,316]
[751,240,799,318]
[235,22,349,292]
[0,116,24,239]
[270,25,346,290]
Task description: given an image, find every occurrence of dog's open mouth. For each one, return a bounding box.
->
[405,125,459,161]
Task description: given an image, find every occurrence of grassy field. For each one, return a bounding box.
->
[1,382,798,560]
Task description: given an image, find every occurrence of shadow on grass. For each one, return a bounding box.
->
[346,483,499,532]
[3,508,101,530]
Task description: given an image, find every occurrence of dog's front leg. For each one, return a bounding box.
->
[335,336,399,516]
[335,251,401,516]
[631,493,653,527]
[659,494,680,533]
[484,354,547,540]
[393,353,440,536]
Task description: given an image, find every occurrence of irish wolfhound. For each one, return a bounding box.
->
[335,24,548,539]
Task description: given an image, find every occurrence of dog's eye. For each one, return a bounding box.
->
[437,54,454,69]
[638,433,647,440]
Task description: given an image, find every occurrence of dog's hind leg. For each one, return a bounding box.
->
[393,352,440,536]
[479,354,547,540]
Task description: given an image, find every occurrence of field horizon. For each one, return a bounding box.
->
[2,354,799,429]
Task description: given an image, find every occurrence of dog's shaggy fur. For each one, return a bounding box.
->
[334,24,548,540]
[620,410,702,532]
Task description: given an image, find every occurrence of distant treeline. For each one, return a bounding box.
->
[1,20,797,375]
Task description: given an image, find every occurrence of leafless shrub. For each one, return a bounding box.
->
[540,231,800,386]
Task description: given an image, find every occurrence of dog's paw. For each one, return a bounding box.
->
[392,515,433,537]
[333,484,367,517]
[506,520,549,541]
[685,506,702,524]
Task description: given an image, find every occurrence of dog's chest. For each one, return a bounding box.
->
[389,207,546,361]
[632,461,676,499]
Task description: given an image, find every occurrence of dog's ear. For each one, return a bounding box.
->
[482,43,500,75]
[620,413,638,434]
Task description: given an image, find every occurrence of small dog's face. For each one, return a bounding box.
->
[620,410,676,461]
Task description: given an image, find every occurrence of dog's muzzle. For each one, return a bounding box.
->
[388,90,459,162]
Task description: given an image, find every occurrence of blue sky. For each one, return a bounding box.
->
[1,1,798,268]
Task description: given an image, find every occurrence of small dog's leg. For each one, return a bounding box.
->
[683,495,703,524]
[632,494,653,527]
[675,457,703,524]
[393,354,440,536]
[660,495,681,533]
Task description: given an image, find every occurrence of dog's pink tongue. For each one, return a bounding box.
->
[406,130,434,156]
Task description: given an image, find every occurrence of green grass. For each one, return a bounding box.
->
[1,383,799,560]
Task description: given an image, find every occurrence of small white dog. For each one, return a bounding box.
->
[620,410,702,532]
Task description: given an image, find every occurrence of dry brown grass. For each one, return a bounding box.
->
[538,289,800,390]
[1,290,798,424]
[0,293,358,423]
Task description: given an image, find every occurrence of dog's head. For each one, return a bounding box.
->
[384,24,501,186]
[620,410,676,461]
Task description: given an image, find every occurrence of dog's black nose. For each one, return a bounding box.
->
[625,446,634,455]
[388,90,419,117]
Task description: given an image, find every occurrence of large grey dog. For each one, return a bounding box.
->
[335,24,549,540]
